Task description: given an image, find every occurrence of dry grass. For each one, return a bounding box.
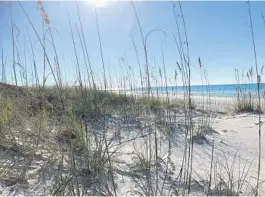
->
[0,1,263,195]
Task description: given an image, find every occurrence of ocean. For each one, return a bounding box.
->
[134,83,265,98]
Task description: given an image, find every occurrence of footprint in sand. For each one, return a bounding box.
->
[222,129,237,133]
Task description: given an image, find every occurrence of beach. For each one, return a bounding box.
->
[0,84,265,195]
[1,1,265,195]
[105,89,265,195]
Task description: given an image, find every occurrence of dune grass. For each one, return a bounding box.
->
[0,1,264,196]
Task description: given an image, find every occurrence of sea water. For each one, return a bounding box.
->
[134,83,265,98]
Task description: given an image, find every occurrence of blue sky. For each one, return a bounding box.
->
[1,1,265,88]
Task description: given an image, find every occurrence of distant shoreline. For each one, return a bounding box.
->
[117,83,265,99]
[109,89,265,113]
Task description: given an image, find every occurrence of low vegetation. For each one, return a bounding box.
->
[0,0,264,196]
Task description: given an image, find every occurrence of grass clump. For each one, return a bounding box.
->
[137,96,195,111]
[234,68,263,113]
[235,98,257,113]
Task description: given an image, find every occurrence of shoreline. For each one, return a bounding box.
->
[112,90,265,113]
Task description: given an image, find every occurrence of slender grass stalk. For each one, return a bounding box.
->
[10,3,17,88]
[76,2,95,89]
[1,47,7,83]
[247,2,262,195]
[208,140,215,194]
[131,1,151,95]
[68,13,83,89]
[18,2,61,91]
[42,20,46,88]
[131,35,144,94]
[30,40,40,88]
[95,9,107,91]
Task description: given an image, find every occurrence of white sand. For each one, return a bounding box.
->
[108,113,265,195]
[119,91,265,194]
[211,113,265,192]
[1,90,265,195]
